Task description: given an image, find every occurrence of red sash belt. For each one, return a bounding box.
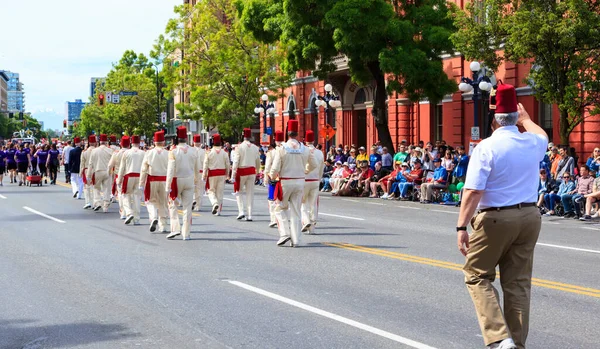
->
[92,173,96,186]
[280,177,303,180]
[274,181,283,201]
[234,167,256,192]
[205,168,227,191]
[112,174,118,195]
[121,173,140,194]
[82,168,88,185]
[170,178,178,201]
[145,175,167,200]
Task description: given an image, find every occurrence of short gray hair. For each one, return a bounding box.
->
[494,112,519,127]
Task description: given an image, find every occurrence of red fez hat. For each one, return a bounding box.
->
[154,131,165,143]
[243,128,251,138]
[121,136,130,148]
[274,130,284,142]
[131,135,140,144]
[88,134,97,143]
[495,83,518,114]
[287,120,299,133]
[109,135,117,143]
[73,137,81,144]
[99,134,108,142]
[177,126,187,139]
[305,130,315,143]
[193,134,201,143]
[212,134,221,145]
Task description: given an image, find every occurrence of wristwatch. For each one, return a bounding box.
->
[456,226,467,232]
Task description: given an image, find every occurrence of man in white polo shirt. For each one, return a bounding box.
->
[456,83,548,349]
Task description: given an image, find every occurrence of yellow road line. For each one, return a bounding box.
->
[326,242,600,299]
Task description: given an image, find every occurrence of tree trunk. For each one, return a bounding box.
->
[368,62,394,153]
[558,108,570,147]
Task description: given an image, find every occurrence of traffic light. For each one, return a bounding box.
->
[98,93,105,106]
[8,112,13,119]
[63,120,67,128]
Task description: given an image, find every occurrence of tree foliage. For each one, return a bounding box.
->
[75,50,164,139]
[239,0,457,150]
[152,0,291,139]
[451,0,600,145]
[0,113,47,140]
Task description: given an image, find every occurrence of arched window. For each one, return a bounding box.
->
[354,88,367,104]
[288,100,296,120]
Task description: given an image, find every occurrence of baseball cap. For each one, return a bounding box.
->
[359,146,365,150]
[433,158,442,163]
[342,162,349,166]
[414,158,422,164]
[335,160,342,165]
[395,161,402,165]
[401,162,409,167]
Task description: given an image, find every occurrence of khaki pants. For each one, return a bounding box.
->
[207,175,225,212]
[169,176,194,238]
[146,181,168,232]
[93,171,112,211]
[235,174,256,218]
[301,181,320,233]
[464,206,541,348]
[274,179,304,245]
[122,177,141,221]
[420,182,445,201]
[194,176,205,212]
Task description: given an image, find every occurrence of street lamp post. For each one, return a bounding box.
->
[458,61,495,139]
[315,83,342,151]
[254,94,276,144]
[147,63,162,128]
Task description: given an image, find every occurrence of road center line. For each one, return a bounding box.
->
[536,243,600,254]
[399,206,421,210]
[430,209,458,214]
[226,280,437,349]
[223,198,237,202]
[0,194,7,199]
[582,227,600,231]
[23,206,66,224]
[320,213,365,221]
[341,198,361,203]
[366,202,385,206]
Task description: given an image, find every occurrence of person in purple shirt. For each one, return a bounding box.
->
[35,144,50,183]
[47,143,61,185]
[0,146,7,186]
[6,144,17,183]
[14,144,31,186]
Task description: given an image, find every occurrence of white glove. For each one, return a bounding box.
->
[230,177,236,184]
[138,186,144,191]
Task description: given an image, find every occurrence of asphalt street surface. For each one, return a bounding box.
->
[1,179,599,349]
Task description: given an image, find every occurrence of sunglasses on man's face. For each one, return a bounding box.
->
[563,176,570,179]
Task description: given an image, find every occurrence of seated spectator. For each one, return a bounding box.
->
[397,159,424,200]
[585,147,600,173]
[358,161,374,196]
[356,146,369,164]
[381,147,393,170]
[365,161,389,197]
[369,146,381,170]
[544,173,575,216]
[562,165,594,218]
[331,162,352,195]
[338,165,364,196]
[537,169,555,210]
[320,159,334,192]
[388,163,411,199]
[325,161,344,192]
[580,173,600,221]
[379,161,403,199]
[420,158,447,203]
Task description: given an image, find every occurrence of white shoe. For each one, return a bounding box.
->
[269,222,277,228]
[167,231,181,239]
[487,338,516,349]
[212,205,219,215]
[83,204,92,209]
[276,236,291,246]
[380,193,388,199]
[149,219,158,232]
[301,223,311,232]
[124,215,134,225]
[245,216,252,221]
[592,211,599,219]
[237,214,245,220]
[120,215,127,220]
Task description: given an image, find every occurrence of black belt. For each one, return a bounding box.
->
[479,202,536,213]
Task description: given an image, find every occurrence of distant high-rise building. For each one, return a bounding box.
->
[65,99,87,123]
[90,77,105,97]
[0,71,8,112]
[0,71,25,112]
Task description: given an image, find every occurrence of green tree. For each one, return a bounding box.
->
[451,0,600,145]
[76,50,164,139]
[152,0,291,139]
[239,0,457,151]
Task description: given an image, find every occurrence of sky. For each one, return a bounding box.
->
[0,0,181,131]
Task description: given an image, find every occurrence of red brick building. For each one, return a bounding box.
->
[264,52,599,160]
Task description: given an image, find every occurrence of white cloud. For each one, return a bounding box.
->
[0,0,181,130]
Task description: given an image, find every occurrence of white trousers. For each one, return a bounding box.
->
[146,181,168,232]
[194,174,205,212]
[123,178,141,221]
[70,173,83,198]
[301,181,320,233]
[83,171,94,206]
[207,175,225,211]
[169,176,195,238]
[274,179,305,245]
[93,171,112,210]
[235,174,255,218]
[269,200,277,225]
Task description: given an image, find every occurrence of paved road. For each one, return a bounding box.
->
[0,180,599,349]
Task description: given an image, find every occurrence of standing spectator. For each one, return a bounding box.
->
[327,146,336,162]
[544,173,576,216]
[546,142,554,156]
[356,146,369,163]
[549,146,561,178]
[453,146,469,183]
[347,149,357,167]
[561,165,594,218]
[420,158,447,203]
[555,145,574,181]
[585,147,600,173]
[409,147,422,168]
[425,142,438,160]
[343,145,351,158]
[368,146,381,170]
[259,148,266,167]
[381,147,393,170]
[393,144,409,163]
[441,149,455,173]
[580,174,600,221]
[334,148,347,164]
[375,141,383,154]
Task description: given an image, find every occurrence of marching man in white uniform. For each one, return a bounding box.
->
[264,131,284,228]
[301,130,324,234]
[231,128,261,221]
[140,131,169,233]
[118,135,145,225]
[269,120,319,247]
[81,135,96,209]
[87,134,114,212]
[192,134,206,212]
[203,134,230,216]
[166,126,199,240]
[108,136,129,219]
